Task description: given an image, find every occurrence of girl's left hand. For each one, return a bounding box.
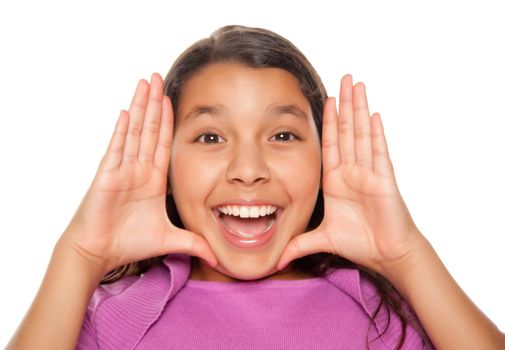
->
[277,75,425,276]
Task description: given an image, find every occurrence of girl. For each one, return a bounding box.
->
[7,25,505,349]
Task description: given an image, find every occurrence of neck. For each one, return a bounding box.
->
[189,257,315,282]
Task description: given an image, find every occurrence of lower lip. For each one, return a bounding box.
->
[213,208,283,249]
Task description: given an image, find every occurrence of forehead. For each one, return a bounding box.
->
[176,62,312,122]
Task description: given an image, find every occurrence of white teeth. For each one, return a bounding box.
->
[217,205,277,218]
[250,207,260,218]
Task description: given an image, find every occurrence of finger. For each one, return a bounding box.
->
[138,73,163,164]
[122,79,149,165]
[160,228,218,268]
[353,83,373,170]
[153,95,173,174]
[322,97,340,175]
[99,110,129,172]
[371,113,394,177]
[276,229,335,271]
[338,74,356,165]
[189,234,219,268]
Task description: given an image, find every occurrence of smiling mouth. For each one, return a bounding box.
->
[212,208,280,239]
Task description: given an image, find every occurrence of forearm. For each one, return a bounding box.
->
[6,237,106,350]
[383,234,505,349]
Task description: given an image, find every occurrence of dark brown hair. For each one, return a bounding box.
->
[100,25,427,349]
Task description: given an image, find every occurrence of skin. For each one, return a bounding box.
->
[8,64,505,349]
[170,62,322,282]
[171,63,505,347]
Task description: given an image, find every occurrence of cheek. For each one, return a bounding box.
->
[275,147,321,190]
[170,149,222,210]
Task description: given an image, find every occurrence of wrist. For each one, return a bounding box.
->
[379,233,434,293]
[375,229,429,278]
[55,234,109,280]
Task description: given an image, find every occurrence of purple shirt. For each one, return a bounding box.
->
[77,254,433,349]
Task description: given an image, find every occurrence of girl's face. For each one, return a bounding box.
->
[169,62,321,281]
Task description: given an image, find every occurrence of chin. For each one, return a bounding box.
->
[207,253,277,280]
[215,259,278,281]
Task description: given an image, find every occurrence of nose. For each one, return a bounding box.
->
[226,141,270,186]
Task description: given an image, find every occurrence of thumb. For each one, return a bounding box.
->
[276,229,336,271]
[159,227,219,268]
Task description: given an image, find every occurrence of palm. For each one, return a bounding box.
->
[79,164,172,268]
[321,161,415,270]
[278,75,422,274]
[62,74,217,273]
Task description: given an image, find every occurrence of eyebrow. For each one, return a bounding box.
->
[270,104,309,121]
[183,105,222,123]
[182,103,309,123]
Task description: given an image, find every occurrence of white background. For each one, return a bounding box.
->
[1,0,504,345]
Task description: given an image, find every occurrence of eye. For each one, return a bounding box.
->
[270,131,299,142]
[194,132,225,144]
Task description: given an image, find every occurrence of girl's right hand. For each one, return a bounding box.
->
[60,73,218,275]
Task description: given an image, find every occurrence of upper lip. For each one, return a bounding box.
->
[213,199,283,208]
